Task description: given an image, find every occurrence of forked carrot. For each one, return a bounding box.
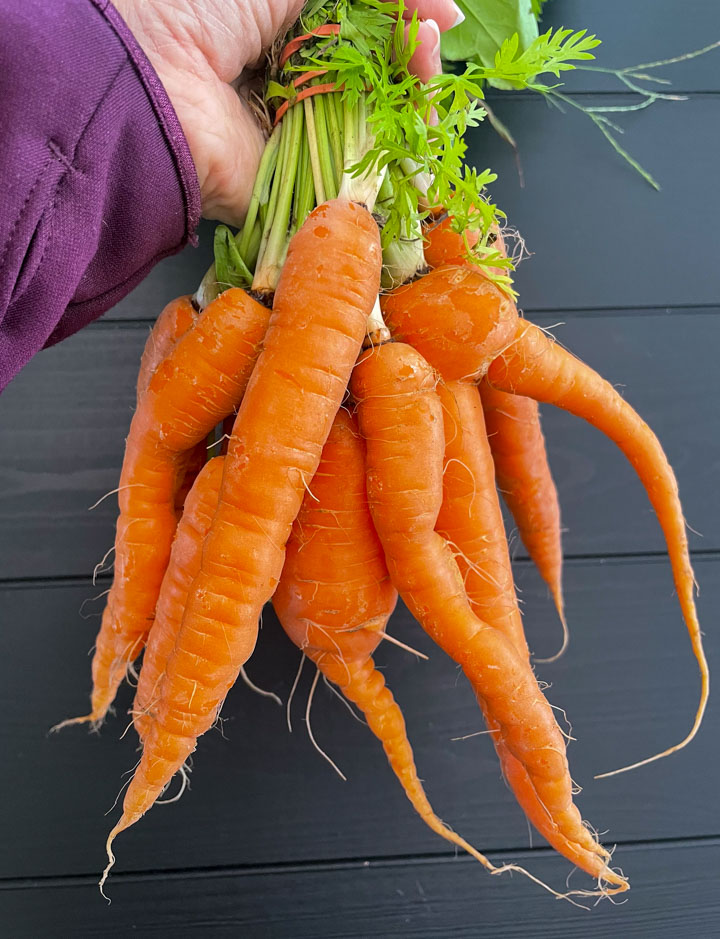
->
[100,199,382,886]
[136,295,197,401]
[351,340,626,894]
[487,319,709,774]
[479,381,567,657]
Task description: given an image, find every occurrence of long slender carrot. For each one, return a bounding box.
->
[134,456,225,742]
[436,380,528,660]
[351,340,626,893]
[479,381,566,655]
[101,199,381,881]
[487,319,709,774]
[62,288,271,729]
[422,219,566,642]
[381,264,518,382]
[274,408,542,875]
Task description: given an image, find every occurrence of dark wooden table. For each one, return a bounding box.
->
[2,2,719,935]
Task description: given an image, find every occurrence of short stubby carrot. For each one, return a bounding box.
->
[274,408,505,869]
[479,381,566,651]
[381,265,517,382]
[68,288,272,729]
[101,200,382,877]
[487,319,709,772]
[136,295,197,402]
[134,456,225,742]
[436,381,528,660]
[351,341,626,893]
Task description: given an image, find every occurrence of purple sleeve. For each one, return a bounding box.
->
[0,0,202,391]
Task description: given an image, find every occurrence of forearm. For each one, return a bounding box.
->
[0,0,201,391]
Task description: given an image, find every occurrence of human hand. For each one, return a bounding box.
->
[115,0,462,226]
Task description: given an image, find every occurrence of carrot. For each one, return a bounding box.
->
[134,456,225,742]
[487,319,709,773]
[351,340,626,893]
[101,199,381,883]
[436,381,528,660]
[62,287,271,729]
[422,214,505,274]
[274,409,500,865]
[136,295,197,401]
[422,220,566,643]
[381,265,517,382]
[479,381,566,655]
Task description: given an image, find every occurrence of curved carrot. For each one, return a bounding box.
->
[275,408,532,874]
[351,341,626,893]
[479,381,566,654]
[381,265,517,382]
[64,288,271,729]
[422,219,566,641]
[436,381,528,660]
[487,320,709,773]
[101,199,381,877]
[134,456,225,742]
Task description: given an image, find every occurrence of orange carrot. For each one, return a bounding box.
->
[479,381,566,652]
[487,319,709,773]
[436,380,528,659]
[65,288,271,729]
[381,265,517,382]
[422,219,565,638]
[134,456,225,742]
[274,408,506,868]
[101,200,381,880]
[136,295,197,402]
[351,340,626,893]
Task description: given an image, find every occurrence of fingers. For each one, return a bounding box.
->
[407,19,442,84]
[403,0,465,33]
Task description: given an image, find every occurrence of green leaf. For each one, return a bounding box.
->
[213,225,253,291]
[440,0,539,89]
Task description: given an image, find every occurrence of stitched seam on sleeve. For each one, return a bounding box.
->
[0,155,53,271]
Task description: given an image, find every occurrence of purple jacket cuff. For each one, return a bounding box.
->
[0,0,202,391]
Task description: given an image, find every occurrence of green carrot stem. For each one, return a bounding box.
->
[313,95,338,199]
[238,125,281,259]
[304,98,326,204]
[326,92,344,187]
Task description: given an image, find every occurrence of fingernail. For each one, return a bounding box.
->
[451,3,465,27]
[426,18,441,55]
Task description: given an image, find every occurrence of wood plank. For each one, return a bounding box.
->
[1,309,716,579]
[1,840,718,937]
[541,0,720,93]
[1,556,716,879]
[471,95,720,310]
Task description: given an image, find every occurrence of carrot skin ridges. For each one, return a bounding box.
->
[134,456,225,741]
[351,342,625,888]
[487,320,709,767]
[109,200,381,841]
[381,265,517,382]
[479,381,565,630]
[82,288,271,726]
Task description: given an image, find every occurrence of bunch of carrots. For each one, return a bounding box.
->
[58,0,708,903]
